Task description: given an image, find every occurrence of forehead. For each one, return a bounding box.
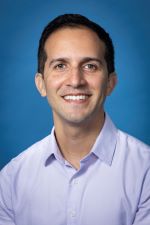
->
[44,27,106,59]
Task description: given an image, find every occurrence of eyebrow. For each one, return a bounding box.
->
[49,58,68,67]
[48,57,103,67]
[80,57,103,65]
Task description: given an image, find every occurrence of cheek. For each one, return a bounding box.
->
[88,76,108,92]
[44,75,64,92]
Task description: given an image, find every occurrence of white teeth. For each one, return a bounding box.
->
[64,95,87,100]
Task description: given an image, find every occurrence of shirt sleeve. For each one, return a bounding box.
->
[0,164,15,225]
[132,167,150,225]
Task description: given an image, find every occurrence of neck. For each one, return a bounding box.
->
[54,112,105,169]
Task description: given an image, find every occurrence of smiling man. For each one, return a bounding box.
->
[0,14,150,225]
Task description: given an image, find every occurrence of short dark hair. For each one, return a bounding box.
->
[37,14,115,75]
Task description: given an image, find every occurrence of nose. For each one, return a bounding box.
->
[67,67,86,88]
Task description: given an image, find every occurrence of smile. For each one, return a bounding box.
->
[63,95,89,101]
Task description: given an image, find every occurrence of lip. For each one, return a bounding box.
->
[62,93,91,103]
[61,92,92,97]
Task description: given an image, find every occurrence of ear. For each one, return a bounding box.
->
[106,72,117,96]
[35,73,46,97]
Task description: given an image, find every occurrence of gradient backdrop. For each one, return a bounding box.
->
[0,0,150,169]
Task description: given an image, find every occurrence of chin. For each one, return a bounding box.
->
[63,113,96,126]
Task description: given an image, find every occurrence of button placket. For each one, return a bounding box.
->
[66,177,80,224]
[70,209,76,218]
[72,179,78,185]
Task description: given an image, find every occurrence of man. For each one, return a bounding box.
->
[0,14,150,225]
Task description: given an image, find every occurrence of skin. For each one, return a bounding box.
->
[35,27,117,169]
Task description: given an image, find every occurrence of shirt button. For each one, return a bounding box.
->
[70,210,76,217]
[73,180,78,185]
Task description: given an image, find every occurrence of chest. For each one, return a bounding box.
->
[13,161,138,225]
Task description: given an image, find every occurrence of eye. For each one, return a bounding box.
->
[83,64,97,71]
[54,63,67,71]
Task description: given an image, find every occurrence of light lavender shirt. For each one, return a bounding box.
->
[0,114,150,225]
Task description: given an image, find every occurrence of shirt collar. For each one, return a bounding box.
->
[91,113,118,165]
[44,113,118,166]
[44,128,65,166]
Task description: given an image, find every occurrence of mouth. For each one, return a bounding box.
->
[62,94,91,102]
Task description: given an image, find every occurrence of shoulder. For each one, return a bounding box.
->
[0,134,51,178]
[116,129,150,169]
[118,129,150,152]
[0,134,53,214]
[12,134,51,163]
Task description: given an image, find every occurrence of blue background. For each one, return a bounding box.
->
[0,0,150,169]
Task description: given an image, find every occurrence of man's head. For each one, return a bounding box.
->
[35,14,117,127]
[37,14,115,75]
